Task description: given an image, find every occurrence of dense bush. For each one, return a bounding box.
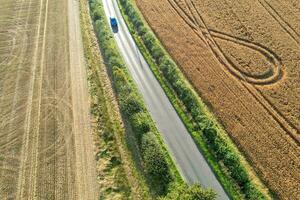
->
[161,184,216,200]
[130,112,151,140]
[244,182,265,200]
[92,8,102,21]
[137,24,147,36]
[120,0,266,199]
[151,45,164,61]
[143,32,156,50]
[88,0,173,193]
[204,125,250,191]
[141,132,172,191]
[120,93,144,116]
[112,66,132,94]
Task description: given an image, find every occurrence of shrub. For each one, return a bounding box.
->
[108,56,123,68]
[132,16,143,30]
[125,4,135,18]
[130,112,151,140]
[137,25,147,37]
[214,141,229,161]
[103,47,119,61]
[92,8,102,21]
[244,182,265,200]
[150,44,164,61]
[143,32,156,49]
[141,132,172,191]
[113,67,132,94]
[161,183,216,200]
[160,63,178,82]
[231,166,249,187]
[120,93,144,116]
[203,125,218,143]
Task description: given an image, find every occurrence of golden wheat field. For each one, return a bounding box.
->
[0,0,98,199]
[136,0,300,199]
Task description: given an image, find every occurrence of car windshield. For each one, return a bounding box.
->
[111,18,116,22]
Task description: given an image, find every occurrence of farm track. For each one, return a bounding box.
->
[136,0,300,199]
[0,0,98,199]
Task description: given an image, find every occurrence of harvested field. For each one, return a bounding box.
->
[0,0,98,199]
[135,0,300,199]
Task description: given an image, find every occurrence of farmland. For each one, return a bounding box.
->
[135,0,300,199]
[0,0,98,199]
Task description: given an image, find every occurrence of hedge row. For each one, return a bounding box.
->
[119,0,266,199]
[160,184,216,200]
[88,0,172,193]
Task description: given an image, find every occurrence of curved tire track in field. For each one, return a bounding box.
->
[168,0,300,145]
[209,30,283,85]
[170,0,284,86]
[0,0,37,196]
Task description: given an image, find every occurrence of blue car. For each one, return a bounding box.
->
[110,17,118,28]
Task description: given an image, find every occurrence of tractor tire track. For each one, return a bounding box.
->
[167,0,299,145]
[16,0,48,197]
[258,0,300,46]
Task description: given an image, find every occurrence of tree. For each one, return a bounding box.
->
[143,32,155,49]
[120,93,144,116]
[113,67,132,95]
[151,45,164,61]
[130,112,151,140]
[141,132,172,192]
[137,25,147,36]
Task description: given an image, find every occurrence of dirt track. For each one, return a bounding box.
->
[136,0,300,199]
[0,0,98,199]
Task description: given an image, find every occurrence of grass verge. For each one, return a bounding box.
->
[79,0,153,199]
[117,0,273,199]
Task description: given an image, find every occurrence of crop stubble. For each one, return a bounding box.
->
[0,0,98,199]
[136,0,300,199]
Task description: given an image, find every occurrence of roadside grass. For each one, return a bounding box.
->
[117,0,273,199]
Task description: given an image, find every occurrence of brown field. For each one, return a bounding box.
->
[0,0,98,199]
[136,0,300,199]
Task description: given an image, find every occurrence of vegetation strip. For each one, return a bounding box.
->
[86,0,218,199]
[118,0,273,199]
[79,0,149,198]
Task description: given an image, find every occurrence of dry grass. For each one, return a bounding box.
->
[136,0,300,199]
[0,0,98,199]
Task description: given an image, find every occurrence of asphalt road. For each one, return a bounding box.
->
[102,0,229,199]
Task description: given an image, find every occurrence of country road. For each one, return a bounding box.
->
[0,0,98,199]
[102,0,229,199]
